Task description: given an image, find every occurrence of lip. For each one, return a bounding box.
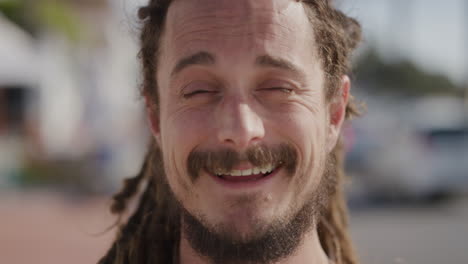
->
[207,166,282,190]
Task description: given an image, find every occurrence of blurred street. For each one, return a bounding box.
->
[0,192,114,264]
[0,192,467,264]
[350,197,468,264]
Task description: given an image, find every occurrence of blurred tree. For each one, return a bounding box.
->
[354,48,463,97]
[0,0,81,42]
[0,0,33,34]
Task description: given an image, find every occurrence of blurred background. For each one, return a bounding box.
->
[0,0,467,263]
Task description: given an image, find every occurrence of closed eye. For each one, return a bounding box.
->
[181,80,219,99]
[257,79,297,95]
[183,90,218,98]
[259,87,293,94]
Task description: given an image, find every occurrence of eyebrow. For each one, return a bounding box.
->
[171,51,215,77]
[171,52,306,80]
[255,55,305,78]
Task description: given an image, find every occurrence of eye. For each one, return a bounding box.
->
[261,87,293,94]
[181,81,219,99]
[257,79,296,95]
[183,90,217,98]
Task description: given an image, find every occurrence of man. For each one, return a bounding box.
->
[100,0,361,263]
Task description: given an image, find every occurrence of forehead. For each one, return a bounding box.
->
[160,0,316,68]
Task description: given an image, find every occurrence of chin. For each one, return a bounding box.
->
[219,202,293,241]
[221,214,270,241]
[185,199,276,241]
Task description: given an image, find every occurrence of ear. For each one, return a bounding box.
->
[144,94,162,147]
[326,75,350,153]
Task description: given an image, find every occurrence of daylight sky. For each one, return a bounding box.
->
[338,0,466,86]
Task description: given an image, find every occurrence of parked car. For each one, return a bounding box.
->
[422,127,468,196]
[345,95,468,203]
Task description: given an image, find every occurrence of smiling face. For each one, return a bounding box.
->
[147,0,348,259]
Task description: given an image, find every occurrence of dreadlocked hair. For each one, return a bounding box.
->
[99,0,362,263]
[99,143,180,264]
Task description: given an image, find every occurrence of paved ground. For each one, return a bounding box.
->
[0,192,115,264]
[350,198,468,264]
[1,191,467,264]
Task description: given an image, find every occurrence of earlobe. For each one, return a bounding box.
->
[326,75,350,153]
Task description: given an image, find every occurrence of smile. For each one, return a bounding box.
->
[214,164,275,177]
[208,163,281,186]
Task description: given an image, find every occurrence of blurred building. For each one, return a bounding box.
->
[0,1,148,192]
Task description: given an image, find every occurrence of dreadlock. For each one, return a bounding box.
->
[99,0,362,263]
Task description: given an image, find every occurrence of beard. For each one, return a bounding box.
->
[162,143,337,264]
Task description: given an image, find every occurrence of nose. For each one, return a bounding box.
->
[215,97,265,150]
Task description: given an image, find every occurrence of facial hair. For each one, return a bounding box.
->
[161,143,337,264]
[187,143,297,182]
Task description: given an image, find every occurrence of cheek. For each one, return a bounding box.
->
[273,107,328,192]
[164,105,215,146]
[159,106,214,190]
[273,104,327,155]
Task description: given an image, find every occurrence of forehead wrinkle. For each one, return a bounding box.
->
[168,0,300,43]
[170,18,302,61]
[172,15,284,40]
[164,0,318,77]
[170,0,274,23]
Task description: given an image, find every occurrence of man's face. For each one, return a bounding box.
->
[150,0,346,248]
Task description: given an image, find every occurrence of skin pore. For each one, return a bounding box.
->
[146,0,350,263]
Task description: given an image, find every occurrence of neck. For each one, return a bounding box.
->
[179,228,330,264]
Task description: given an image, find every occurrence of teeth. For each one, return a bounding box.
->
[216,164,276,177]
[231,170,242,176]
[241,169,253,176]
[261,164,274,174]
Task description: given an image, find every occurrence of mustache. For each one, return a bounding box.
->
[187,143,298,181]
